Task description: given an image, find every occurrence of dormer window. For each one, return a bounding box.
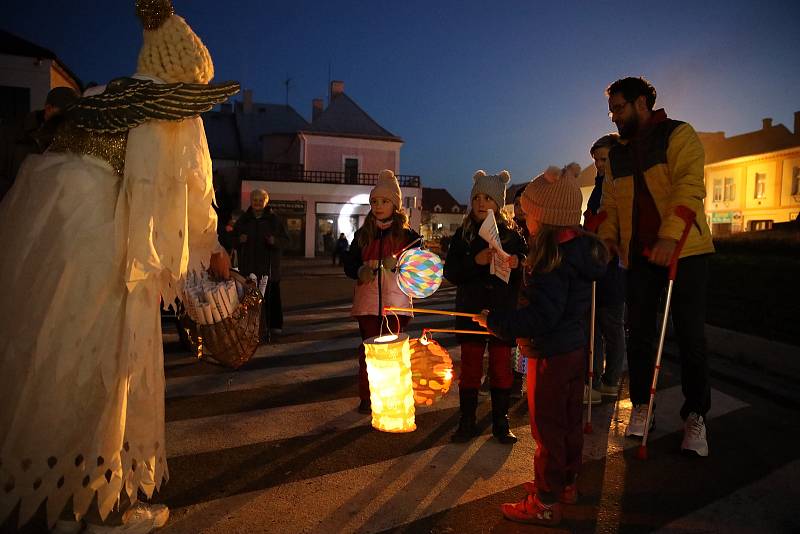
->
[451,205,460,213]
[433,205,442,213]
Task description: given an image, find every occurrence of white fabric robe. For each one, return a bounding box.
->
[0,115,221,527]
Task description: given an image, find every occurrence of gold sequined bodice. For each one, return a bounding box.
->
[49,122,128,176]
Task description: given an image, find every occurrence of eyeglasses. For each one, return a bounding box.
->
[608,101,631,118]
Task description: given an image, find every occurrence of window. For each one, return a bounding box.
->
[344,158,358,184]
[792,167,800,196]
[754,173,766,199]
[433,205,442,213]
[713,178,723,202]
[723,177,735,201]
[749,219,773,231]
[451,205,461,213]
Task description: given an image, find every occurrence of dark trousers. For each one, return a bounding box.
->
[260,280,283,334]
[459,339,513,390]
[592,302,626,387]
[627,254,710,419]
[356,315,411,401]
[527,348,585,501]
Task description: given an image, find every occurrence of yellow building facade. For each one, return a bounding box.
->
[705,146,800,235]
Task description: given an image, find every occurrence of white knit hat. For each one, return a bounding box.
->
[370,169,402,209]
[521,164,583,226]
[470,170,510,210]
[135,0,214,84]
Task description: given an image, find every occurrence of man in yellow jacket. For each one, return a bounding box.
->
[598,77,715,457]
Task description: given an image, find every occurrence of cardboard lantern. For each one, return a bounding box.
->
[409,336,453,406]
[363,333,417,433]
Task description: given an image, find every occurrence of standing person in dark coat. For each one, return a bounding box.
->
[583,133,626,401]
[334,232,349,265]
[444,170,527,444]
[234,188,290,338]
[0,87,78,200]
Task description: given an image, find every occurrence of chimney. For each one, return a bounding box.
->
[312,98,324,121]
[243,89,253,114]
[762,117,772,130]
[794,111,800,135]
[330,80,344,101]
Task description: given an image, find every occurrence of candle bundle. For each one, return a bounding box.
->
[182,270,242,325]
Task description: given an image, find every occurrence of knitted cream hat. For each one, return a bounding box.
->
[470,170,510,210]
[521,163,583,226]
[135,0,214,84]
[370,169,402,209]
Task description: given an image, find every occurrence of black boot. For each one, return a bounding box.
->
[491,388,518,444]
[452,389,480,443]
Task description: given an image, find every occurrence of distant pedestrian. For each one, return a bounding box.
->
[234,189,290,338]
[343,170,420,415]
[220,208,244,259]
[599,76,715,456]
[475,166,607,526]
[444,170,526,445]
[333,232,349,265]
[0,86,78,200]
[583,133,626,402]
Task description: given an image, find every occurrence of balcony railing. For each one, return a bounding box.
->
[243,162,420,187]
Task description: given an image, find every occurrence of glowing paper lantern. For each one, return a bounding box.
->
[409,337,453,406]
[363,333,417,433]
[396,248,443,299]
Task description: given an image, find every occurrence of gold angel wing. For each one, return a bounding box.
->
[67,77,240,134]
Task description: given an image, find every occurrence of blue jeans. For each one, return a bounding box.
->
[592,303,626,387]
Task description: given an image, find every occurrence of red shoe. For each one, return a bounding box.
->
[522,480,578,504]
[501,494,562,526]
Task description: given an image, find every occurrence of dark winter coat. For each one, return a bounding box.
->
[335,236,349,254]
[233,207,290,281]
[487,231,606,358]
[444,221,527,344]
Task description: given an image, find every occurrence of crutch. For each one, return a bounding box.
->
[583,211,607,434]
[636,206,696,460]
[585,280,597,433]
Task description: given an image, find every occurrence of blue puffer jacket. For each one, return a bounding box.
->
[487,231,606,358]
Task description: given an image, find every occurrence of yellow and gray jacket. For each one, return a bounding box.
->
[598,116,714,267]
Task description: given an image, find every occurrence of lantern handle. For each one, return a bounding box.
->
[383,307,401,337]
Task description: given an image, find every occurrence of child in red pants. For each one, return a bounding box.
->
[343,170,419,414]
[476,164,607,526]
[444,170,527,444]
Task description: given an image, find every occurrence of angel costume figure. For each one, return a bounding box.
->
[0,1,238,531]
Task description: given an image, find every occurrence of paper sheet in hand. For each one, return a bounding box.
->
[478,209,511,283]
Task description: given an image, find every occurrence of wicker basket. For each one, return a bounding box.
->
[180,271,263,369]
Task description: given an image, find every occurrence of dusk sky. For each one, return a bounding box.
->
[5,0,799,201]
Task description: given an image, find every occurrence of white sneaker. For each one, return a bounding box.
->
[625,404,655,437]
[583,387,601,405]
[681,412,709,457]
